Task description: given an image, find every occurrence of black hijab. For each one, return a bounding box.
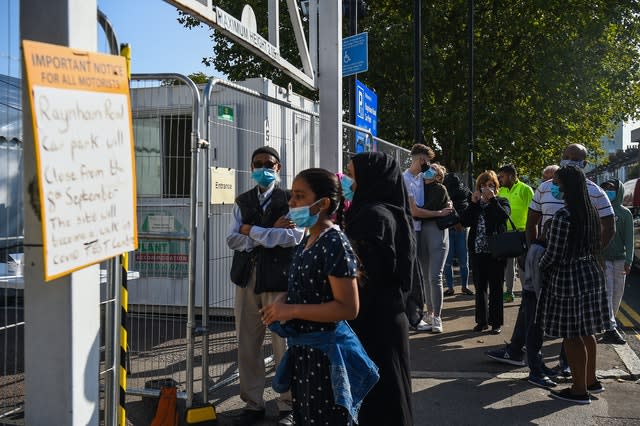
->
[345,152,416,291]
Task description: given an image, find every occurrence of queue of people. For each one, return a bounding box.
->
[226,143,628,424]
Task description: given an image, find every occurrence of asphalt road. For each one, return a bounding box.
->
[619,268,640,355]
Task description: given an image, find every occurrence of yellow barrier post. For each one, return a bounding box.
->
[118,253,129,426]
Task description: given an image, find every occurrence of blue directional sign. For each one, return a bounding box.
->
[342,32,368,77]
[355,80,378,153]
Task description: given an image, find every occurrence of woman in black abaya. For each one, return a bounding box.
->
[345,152,416,426]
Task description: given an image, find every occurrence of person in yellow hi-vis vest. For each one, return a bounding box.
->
[497,164,534,303]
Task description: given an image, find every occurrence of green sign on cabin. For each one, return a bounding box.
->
[217,105,234,122]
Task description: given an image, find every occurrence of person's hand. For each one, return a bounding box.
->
[274,215,295,229]
[239,224,252,235]
[481,186,496,201]
[260,301,294,325]
[471,190,482,203]
[438,206,454,217]
[624,263,632,275]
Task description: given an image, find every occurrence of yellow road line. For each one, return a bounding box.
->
[616,308,635,328]
[618,301,640,341]
[620,301,640,325]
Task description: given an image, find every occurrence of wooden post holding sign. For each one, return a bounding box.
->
[22,40,137,281]
[211,167,236,205]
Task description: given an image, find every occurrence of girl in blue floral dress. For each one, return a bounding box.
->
[261,168,378,425]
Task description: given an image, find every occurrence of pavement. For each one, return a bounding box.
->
[127,278,640,426]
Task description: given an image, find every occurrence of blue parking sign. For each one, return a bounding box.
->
[355,80,377,153]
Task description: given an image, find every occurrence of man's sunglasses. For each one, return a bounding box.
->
[252,160,278,169]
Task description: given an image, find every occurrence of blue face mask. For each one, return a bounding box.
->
[251,168,277,187]
[287,199,323,228]
[605,190,616,201]
[422,167,436,180]
[341,175,355,201]
[550,183,564,200]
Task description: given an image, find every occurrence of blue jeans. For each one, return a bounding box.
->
[444,228,469,290]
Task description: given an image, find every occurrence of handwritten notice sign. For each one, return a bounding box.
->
[22,40,137,281]
[211,168,236,205]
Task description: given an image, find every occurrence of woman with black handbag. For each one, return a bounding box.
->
[460,170,511,334]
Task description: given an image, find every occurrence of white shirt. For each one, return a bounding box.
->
[530,179,614,229]
[403,169,424,231]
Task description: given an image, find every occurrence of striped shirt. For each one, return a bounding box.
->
[530,179,614,228]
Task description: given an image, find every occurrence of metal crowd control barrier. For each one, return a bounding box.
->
[124,73,202,409]
[342,122,412,170]
[200,78,319,403]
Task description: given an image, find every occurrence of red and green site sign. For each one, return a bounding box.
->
[135,239,189,278]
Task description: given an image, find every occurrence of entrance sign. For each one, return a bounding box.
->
[355,80,378,153]
[210,167,236,205]
[343,32,368,77]
[22,40,137,281]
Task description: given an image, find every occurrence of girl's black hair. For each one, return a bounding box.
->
[296,168,346,228]
[556,166,600,256]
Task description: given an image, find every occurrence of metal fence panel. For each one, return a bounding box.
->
[342,122,411,171]
[124,76,201,409]
[201,78,318,401]
[1,1,24,422]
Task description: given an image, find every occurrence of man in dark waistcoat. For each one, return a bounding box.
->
[226,146,304,425]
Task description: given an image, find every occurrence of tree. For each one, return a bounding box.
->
[180,1,640,178]
[161,71,212,86]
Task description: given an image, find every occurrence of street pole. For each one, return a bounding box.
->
[467,0,474,188]
[349,0,358,126]
[414,0,422,147]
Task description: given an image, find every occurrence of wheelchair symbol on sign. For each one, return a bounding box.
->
[343,51,351,64]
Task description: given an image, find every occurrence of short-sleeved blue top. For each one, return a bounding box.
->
[286,225,358,333]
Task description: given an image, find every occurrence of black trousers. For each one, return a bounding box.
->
[471,253,506,327]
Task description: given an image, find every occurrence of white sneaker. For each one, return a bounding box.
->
[416,319,432,331]
[425,313,434,325]
[431,316,443,333]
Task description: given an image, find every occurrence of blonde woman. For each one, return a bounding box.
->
[460,171,511,334]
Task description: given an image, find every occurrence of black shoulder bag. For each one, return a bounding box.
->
[436,209,460,230]
[487,205,527,259]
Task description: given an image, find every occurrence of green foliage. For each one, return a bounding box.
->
[161,72,212,86]
[180,1,640,179]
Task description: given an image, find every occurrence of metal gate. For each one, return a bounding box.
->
[123,74,201,415]
[198,78,319,403]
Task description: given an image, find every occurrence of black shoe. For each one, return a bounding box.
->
[549,388,590,405]
[587,380,605,394]
[233,408,265,425]
[600,329,626,345]
[461,287,474,296]
[277,411,294,425]
[490,326,502,335]
[473,324,488,332]
[444,288,455,296]
[548,364,571,378]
